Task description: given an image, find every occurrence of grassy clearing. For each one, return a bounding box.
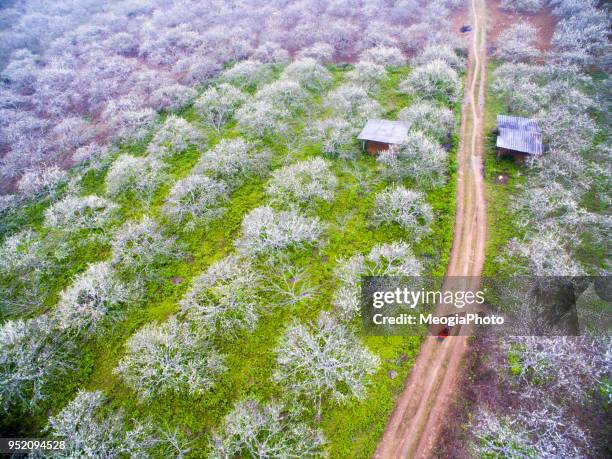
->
[482,60,526,276]
[1,64,459,457]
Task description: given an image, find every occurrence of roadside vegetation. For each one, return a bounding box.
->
[445,1,612,457]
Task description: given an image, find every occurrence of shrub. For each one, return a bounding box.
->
[255,78,308,111]
[282,58,332,92]
[373,186,433,236]
[274,312,380,415]
[360,46,405,67]
[500,0,545,13]
[194,84,247,131]
[195,138,266,186]
[399,60,461,104]
[17,166,67,199]
[163,174,228,229]
[310,118,358,159]
[114,316,225,400]
[54,262,130,334]
[253,41,290,63]
[179,255,259,338]
[266,158,337,208]
[222,60,274,89]
[0,315,73,411]
[412,44,465,70]
[347,60,387,92]
[48,390,157,457]
[505,231,584,276]
[472,405,589,458]
[235,206,325,256]
[211,398,326,458]
[44,195,118,232]
[146,115,203,159]
[105,154,165,203]
[297,43,334,62]
[0,229,51,277]
[148,83,197,111]
[101,97,158,142]
[0,228,59,314]
[110,216,181,276]
[495,22,540,63]
[377,131,448,186]
[72,143,109,169]
[398,101,455,141]
[333,241,422,320]
[235,99,290,138]
[325,84,382,124]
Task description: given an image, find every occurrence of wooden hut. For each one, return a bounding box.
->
[496,115,543,161]
[357,119,408,154]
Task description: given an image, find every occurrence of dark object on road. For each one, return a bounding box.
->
[437,325,451,341]
[460,25,472,33]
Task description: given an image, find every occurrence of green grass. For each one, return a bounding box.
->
[1,64,459,457]
[482,60,527,277]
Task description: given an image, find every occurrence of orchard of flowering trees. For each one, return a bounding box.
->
[0,0,471,455]
[0,0,470,193]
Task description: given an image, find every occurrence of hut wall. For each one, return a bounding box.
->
[496,147,529,162]
[366,140,391,154]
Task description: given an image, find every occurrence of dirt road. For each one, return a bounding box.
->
[373,0,488,457]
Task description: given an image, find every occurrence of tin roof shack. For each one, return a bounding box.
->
[358,119,409,154]
[496,115,544,162]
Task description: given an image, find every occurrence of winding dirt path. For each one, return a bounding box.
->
[374,0,488,457]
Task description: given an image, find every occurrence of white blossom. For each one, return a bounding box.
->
[105,154,165,203]
[44,195,118,232]
[235,99,290,138]
[373,186,433,236]
[146,115,203,159]
[148,84,197,111]
[399,60,462,104]
[48,390,157,458]
[266,158,337,208]
[311,118,358,159]
[333,241,422,320]
[325,84,382,125]
[283,58,333,92]
[222,60,274,89]
[412,44,465,70]
[255,78,308,111]
[17,166,67,199]
[398,101,455,141]
[377,131,448,186]
[0,315,73,411]
[114,316,225,400]
[195,138,266,185]
[54,262,130,334]
[194,84,247,131]
[495,22,540,63]
[235,206,325,256]
[180,255,259,338]
[274,312,379,415]
[211,398,326,458]
[164,174,228,228]
[500,0,545,13]
[360,46,405,67]
[347,61,387,92]
[111,216,181,276]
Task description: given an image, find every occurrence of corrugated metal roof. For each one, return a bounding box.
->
[357,119,409,145]
[496,115,543,155]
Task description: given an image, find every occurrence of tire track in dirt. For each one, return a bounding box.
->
[373,0,488,457]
